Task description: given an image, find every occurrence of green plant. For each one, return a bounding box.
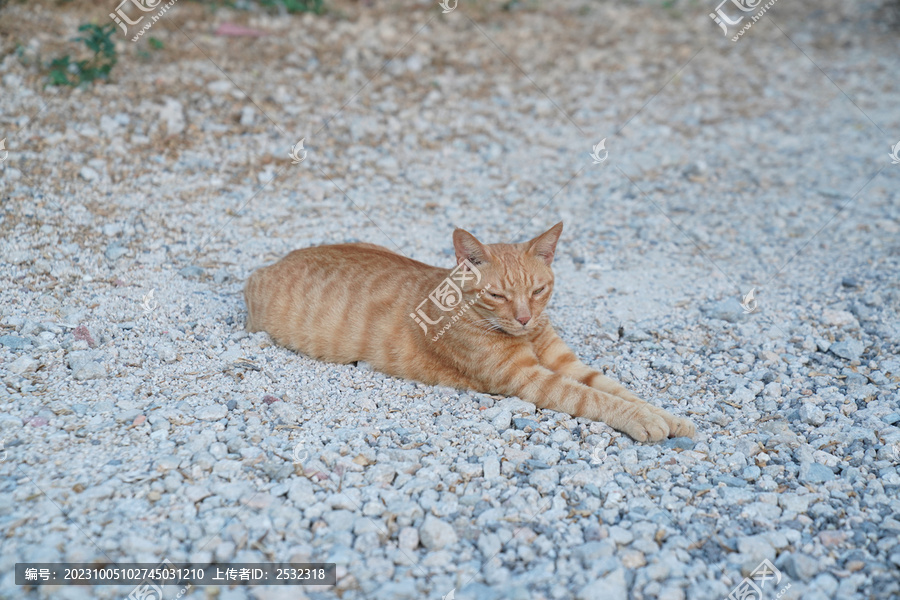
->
[149,37,164,50]
[47,23,118,86]
[259,0,325,15]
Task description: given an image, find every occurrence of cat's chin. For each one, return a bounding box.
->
[497,324,531,337]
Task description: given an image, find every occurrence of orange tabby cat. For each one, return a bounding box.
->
[244,223,694,442]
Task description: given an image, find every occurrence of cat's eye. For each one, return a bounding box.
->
[489,292,507,301]
[533,287,545,296]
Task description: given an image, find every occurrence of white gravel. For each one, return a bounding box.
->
[1,0,899,599]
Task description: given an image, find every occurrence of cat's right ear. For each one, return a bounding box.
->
[453,228,491,266]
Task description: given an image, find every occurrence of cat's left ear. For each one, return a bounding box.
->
[526,222,563,265]
[453,228,492,266]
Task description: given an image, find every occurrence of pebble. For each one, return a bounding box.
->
[482,455,501,479]
[8,355,37,374]
[702,298,747,323]
[160,98,186,135]
[0,335,30,350]
[79,166,99,181]
[799,403,826,426]
[577,568,628,600]
[829,339,864,361]
[799,462,835,484]
[179,265,205,279]
[491,410,512,430]
[105,243,128,261]
[779,552,820,581]
[419,516,457,550]
[196,405,228,421]
[73,361,106,381]
[662,437,695,451]
[513,418,539,431]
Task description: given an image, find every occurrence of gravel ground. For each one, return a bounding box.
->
[1,0,899,598]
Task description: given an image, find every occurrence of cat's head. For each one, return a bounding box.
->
[452,222,563,336]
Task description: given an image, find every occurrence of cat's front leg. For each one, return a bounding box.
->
[486,348,672,442]
[531,327,695,438]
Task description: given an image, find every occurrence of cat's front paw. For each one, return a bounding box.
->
[648,407,696,439]
[622,409,670,442]
[667,414,695,438]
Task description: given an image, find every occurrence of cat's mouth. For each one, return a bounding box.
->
[494,321,531,336]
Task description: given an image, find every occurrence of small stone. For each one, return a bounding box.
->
[491,410,512,430]
[822,309,858,328]
[179,265,205,279]
[662,437,694,450]
[742,465,761,481]
[620,550,646,568]
[817,530,847,548]
[155,343,176,363]
[240,106,256,127]
[841,277,859,288]
[528,468,559,493]
[498,398,536,415]
[262,395,280,405]
[105,244,128,261]
[799,403,826,426]
[208,80,232,94]
[702,298,747,323]
[714,475,747,487]
[737,536,775,563]
[196,404,228,421]
[482,455,500,479]
[419,516,457,550]
[160,98,186,135]
[513,418,539,432]
[577,568,627,600]
[398,526,418,551]
[226,400,237,411]
[73,325,96,348]
[779,552,819,581]
[829,340,864,361]
[73,361,106,381]
[0,335,31,350]
[8,355,37,374]
[79,166,99,181]
[799,462,834,484]
[607,526,634,546]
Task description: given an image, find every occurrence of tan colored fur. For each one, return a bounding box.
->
[244,223,694,442]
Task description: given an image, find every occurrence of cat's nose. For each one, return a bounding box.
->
[517,315,530,325]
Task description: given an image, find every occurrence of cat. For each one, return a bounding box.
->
[244,223,694,442]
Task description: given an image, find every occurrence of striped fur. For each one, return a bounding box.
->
[244,223,694,442]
